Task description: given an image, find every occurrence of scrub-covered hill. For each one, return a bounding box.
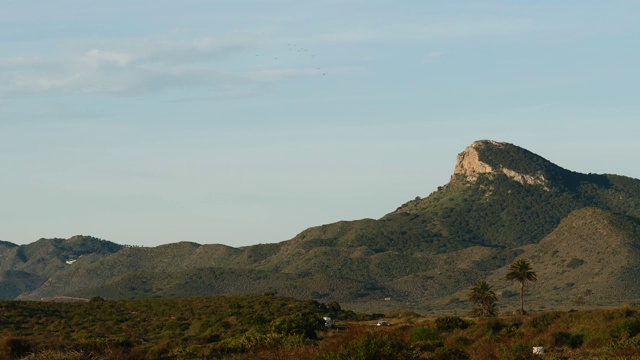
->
[5,140,640,312]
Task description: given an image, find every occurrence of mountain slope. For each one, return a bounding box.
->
[6,140,640,312]
[22,241,250,300]
[384,140,640,249]
[0,235,122,299]
[460,207,640,312]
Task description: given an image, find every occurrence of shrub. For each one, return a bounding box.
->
[314,330,411,360]
[77,336,134,352]
[408,326,444,351]
[483,318,507,336]
[605,333,640,351]
[450,335,472,347]
[0,337,33,359]
[270,311,324,339]
[221,332,305,353]
[434,316,473,332]
[551,331,584,349]
[500,341,539,360]
[433,346,470,360]
[89,296,106,304]
[612,318,640,339]
[528,312,561,331]
[409,326,442,342]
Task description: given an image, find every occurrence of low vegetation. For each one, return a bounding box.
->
[1,295,640,359]
[0,295,380,360]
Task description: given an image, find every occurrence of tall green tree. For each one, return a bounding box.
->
[505,258,537,314]
[467,280,498,317]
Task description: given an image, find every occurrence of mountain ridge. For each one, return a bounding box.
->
[3,140,640,313]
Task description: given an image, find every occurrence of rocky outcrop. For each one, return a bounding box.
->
[453,140,498,182]
[452,140,549,189]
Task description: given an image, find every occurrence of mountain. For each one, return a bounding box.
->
[494,207,640,306]
[4,140,640,313]
[0,235,122,299]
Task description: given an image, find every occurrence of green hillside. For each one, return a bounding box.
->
[0,236,122,300]
[4,140,640,312]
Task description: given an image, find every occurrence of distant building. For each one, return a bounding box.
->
[323,317,332,329]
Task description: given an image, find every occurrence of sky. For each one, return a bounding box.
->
[1,1,639,247]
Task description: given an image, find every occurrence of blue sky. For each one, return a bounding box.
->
[1,1,639,247]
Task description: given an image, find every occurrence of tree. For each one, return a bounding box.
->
[505,258,537,314]
[270,311,324,339]
[467,280,498,317]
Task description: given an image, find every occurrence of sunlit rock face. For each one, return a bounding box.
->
[452,140,549,189]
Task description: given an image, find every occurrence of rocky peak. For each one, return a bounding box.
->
[453,140,498,181]
[452,140,550,189]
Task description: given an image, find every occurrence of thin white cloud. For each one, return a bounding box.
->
[0,36,275,99]
[0,30,365,101]
[0,11,549,101]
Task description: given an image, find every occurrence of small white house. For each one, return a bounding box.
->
[532,346,545,355]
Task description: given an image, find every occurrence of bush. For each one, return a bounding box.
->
[270,311,324,339]
[434,316,473,332]
[433,346,470,360]
[89,296,106,304]
[483,319,507,336]
[612,318,640,339]
[408,326,444,351]
[76,336,133,352]
[551,331,584,349]
[222,332,305,353]
[500,341,539,360]
[0,337,34,359]
[409,326,442,342]
[314,331,411,360]
[528,312,561,331]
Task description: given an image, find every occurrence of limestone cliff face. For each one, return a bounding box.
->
[452,140,549,189]
[453,140,497,182]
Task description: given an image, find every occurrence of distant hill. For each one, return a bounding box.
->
[492,207,640,308]
[0,235,122,300]
[4,140,640,312]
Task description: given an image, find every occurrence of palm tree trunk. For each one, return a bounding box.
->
[519,281,525,314]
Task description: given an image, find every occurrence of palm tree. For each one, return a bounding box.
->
[468,280,498,317]
[505,258,537,315]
